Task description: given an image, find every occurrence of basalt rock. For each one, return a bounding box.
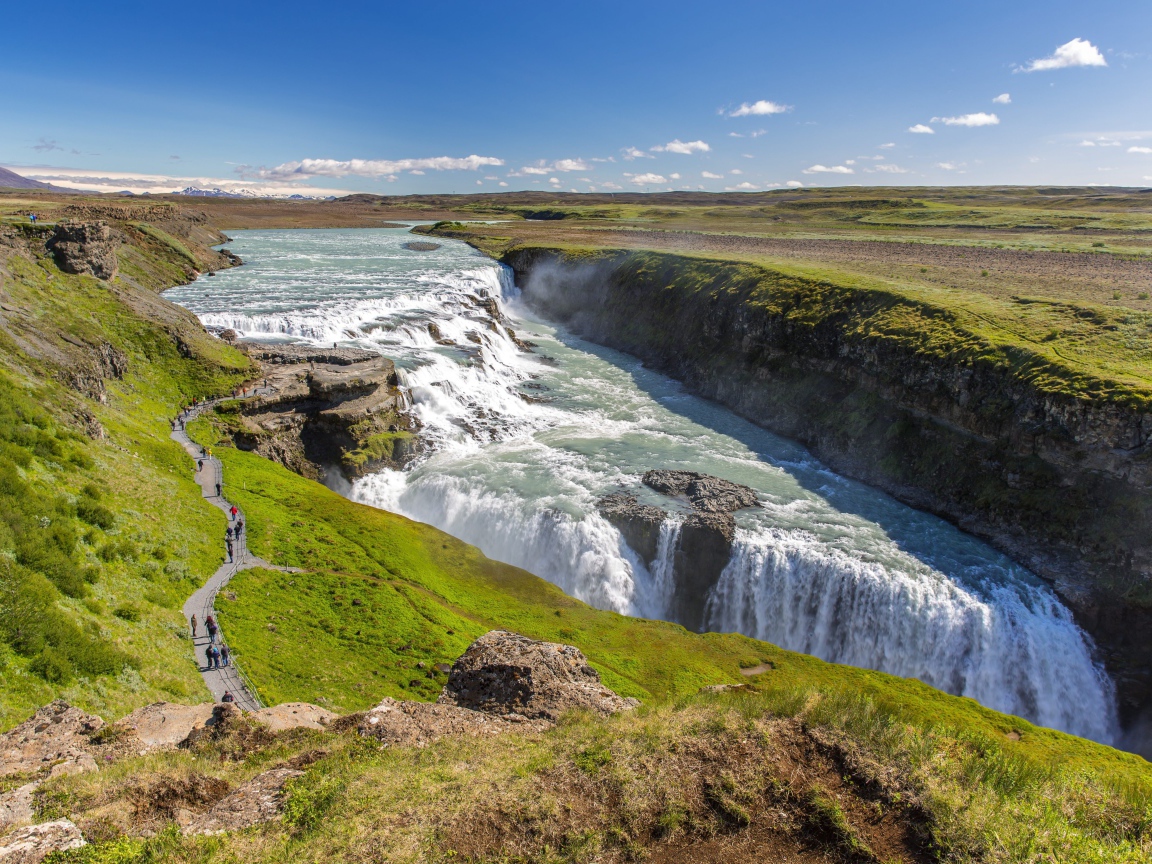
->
[643,470,758,514]
[597,493,668,564]
[0,701,103,779]
[0,819,85,863]
[673,512,738,631]
[439,630,637,721]
[47,221,119,280]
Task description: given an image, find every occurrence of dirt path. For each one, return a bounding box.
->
[171,396,291,711]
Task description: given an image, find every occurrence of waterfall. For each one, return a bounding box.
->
[169,228,1122,747]
[706,528,1118,743]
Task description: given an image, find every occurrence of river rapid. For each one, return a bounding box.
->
[168,227,1118,744]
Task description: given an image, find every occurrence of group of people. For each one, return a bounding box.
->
[190,613,231,669]
[225,517,244,562]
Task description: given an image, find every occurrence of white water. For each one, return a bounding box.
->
[169,227,1119,744]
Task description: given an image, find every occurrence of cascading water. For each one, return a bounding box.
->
[168,227,1119,744]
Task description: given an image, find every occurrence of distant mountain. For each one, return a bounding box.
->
[173,186,334,200]
[0,166,56,190]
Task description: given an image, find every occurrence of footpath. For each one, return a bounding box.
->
[171,396,288,711]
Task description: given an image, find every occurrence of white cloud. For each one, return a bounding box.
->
[1128,146,1152,154]
[725,181,759,190]
[786,180,804,188]
[484,175,499,180]
[868,164,909,174]
[1080,140,1097,147]
[10,165,355,198]
[499,181,508,187]
[552,158,590,172]
[936,162,965,171]
[669,173,681,180]
[621,146,653,160]
[629,173,667,186]
[729,100,790,117]
[250,154,503,181]
[548,177,561,184]
[908,124,935,134]
[600,181,622,190]
[701,171,724,179]
[476,180,483,185]
[803,164,855,174]
[729,168,743,175]
[409,170,425,175]
[728,132,744,138]
[1020,38,1107,73]
[933,113,1000,127]
[651,139,711,154]
[993,93,1012,104]
[845,160,856,165]
[879,142,896,148]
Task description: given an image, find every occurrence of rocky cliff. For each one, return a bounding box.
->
[503,245,1152,732]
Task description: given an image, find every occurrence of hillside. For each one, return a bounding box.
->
[0,197,1149,863]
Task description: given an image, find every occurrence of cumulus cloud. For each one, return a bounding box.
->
[729,168,743,175]
[621,146,653,160]
[510,158,590,177]
[868,164,909,173]
[628,172,667,186]
[725,181,759,190]
[879,142,896,148]
[249,155,503,181]
[933,113,1000,127]
[803,164,855,174]
[600,181,622,190]
[728,100,790,117]
[670,173,681,180]
[908,124,935,134]
[499,181,508,187]
[702,171,724,179]
[786,180,804,187]
[651,139,711,154]
[936,162,965,171]
[993,93,1012,104]
[1019,38,1107,72]
[1128,146,1152,154]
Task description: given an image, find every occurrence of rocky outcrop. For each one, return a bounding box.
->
[0,819,84,863]
[226,343,420,481]
[599,472,758,631]
[360,631,635,747]
[47,221,119,280]
[0,701,102,779]
[0,785,36,833]
[251,703,338,732]
[114,702,217,751]
[181,768,302,836]
[596,493,667,564]
[440,630,637,721]
[506,245,1152,728]
[642,470,757,513]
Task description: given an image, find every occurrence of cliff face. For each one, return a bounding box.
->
[503,246,1152,728]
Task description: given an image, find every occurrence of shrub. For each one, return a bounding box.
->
[113,604,141,623]
[76,499,115,530]
[29,646,74,683]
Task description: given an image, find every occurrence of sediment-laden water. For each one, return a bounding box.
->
[168,227,1118,743]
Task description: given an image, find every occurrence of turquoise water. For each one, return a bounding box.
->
[168,227,1118,743]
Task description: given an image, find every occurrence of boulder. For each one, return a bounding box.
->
[0,785,36,832]
[47,221,119,280]
[181,768,302,835]
[114,702,216,751]
[642,469,757,514]
[251,703,338,733]
[0,702,103,778]
[0,819,85,864]
[358,697,547,747]
[438,630,637,722]
[597,493,667,564]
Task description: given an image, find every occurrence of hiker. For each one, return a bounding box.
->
[230,505,238,521]
[220,643,230,667]
[190,614,198,637]
[197,459,203,472]
[206,615,218,643]
[221,691,235,703]
[207,644,220,669]
[235,519,244,536]
[225,526,234,541]
[226,540,234,562]
[216,482,222,497]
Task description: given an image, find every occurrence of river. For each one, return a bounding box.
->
[167,227,1118,744]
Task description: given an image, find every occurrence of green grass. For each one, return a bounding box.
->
[178,427,1151,789]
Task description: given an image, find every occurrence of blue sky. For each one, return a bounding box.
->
[2,1,1150,195]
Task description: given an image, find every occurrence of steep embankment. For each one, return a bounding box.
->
[0,208,254,728]
[499,245,1152,729]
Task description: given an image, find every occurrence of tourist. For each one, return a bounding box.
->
[190,614,198,638]
[216,482,222,497]
[207,645,219,669]
[220,644,230,667]
[230,505,238,521]
[226,526,234,541]
[226,539,234,561]
[197,459,203,472]
[221,691,235,703]
[206,615,218,643]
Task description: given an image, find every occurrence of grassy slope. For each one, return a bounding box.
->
[186,417,1150,789]
[0,225,253,728]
